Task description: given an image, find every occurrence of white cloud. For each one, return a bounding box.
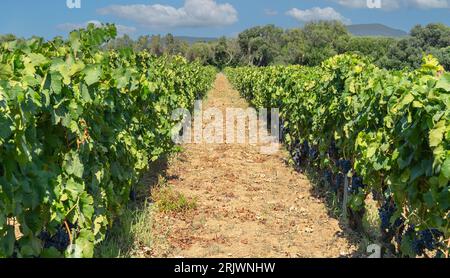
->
[334,0,449,10]
[57,20,137,36]
[98,0,238,29]
[286,7,351,24]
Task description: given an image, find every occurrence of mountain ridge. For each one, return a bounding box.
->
[346,23,408,37]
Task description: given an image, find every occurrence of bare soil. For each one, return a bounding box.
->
[148,74,360,258]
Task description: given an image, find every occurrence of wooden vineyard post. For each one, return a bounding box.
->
[342,175,349,225]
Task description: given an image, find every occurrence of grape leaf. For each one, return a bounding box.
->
[436,73,450,92]
[441,158,450,180]
[64,152,84,178]
[83,65,101,86]
[429,121,446,147]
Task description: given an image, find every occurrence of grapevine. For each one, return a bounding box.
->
[0,24,215,257]
[225,54,450,257]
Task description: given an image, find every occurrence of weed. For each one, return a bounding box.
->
[152,186,197,213]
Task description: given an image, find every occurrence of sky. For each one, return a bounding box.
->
[1,0,450,39]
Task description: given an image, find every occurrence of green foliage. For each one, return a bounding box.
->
[301,21,350,66]
[237,24,284,66]
[0,24,215,257]
[345,36,397,63]
[380,23,450,71]
[226,54,450,257]
[104,22,450,71]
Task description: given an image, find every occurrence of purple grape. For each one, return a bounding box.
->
[350,175,366,193]
[337,159,352,173]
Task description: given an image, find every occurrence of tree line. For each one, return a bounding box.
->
[1,21,449,70]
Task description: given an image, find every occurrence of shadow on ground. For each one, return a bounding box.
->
[94,156,169,258]
[297,163,379,258]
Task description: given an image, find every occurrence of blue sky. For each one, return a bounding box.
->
[1,0,450,38]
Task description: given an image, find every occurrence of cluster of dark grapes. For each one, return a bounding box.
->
[321,171,345,193]
[405,226,444,256]
[308,147,319,160]
[280,118,288,143]
[337,159,352,174]
[289,140,311,170]
[38,224,74,252]
[300,141,310,158]
[377,198,443,257]
[419,229,443,250]
[392,217,406,245]
[129,187,137,202]
[287,139,370,233]
[318,167,345,193]
[292,151,301,168]
[379,198,407,247]
[378,199,396,232]
[327,141,339,160]
[290,141,362,196]
[324,170,333,185]
[290,143,301,167]
[350,175,366,194]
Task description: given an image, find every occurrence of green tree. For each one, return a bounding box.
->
[238,25,284,66]
[163,33,188,56]
[344,37,397,61]
[186,42,213,65]
[134,35,151,51]
[302,21,350,66]
[150,35,163,56]
[0,34,17,43]
[411,23,450,49]
[279,29,306,65]
[212,37,232,69]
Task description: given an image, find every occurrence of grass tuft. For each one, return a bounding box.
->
[152,186,197,213]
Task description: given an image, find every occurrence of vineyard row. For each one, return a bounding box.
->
[225,55,450,257]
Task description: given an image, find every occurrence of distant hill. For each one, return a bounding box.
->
[175,36,217,44]
[347,24,408,37]
[171,24,408,44]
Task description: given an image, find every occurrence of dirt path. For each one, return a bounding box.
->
[149,74,359,258]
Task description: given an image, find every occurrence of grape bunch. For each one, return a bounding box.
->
[350,175,366,194]
[279,118,286,142]
[324,170,333,182]
[337,159,352,173]
[379,198,407,245]
[129,187,137,202]
[292,150,301,167]
[324,170,333,187]
[38,224,73,252]
[327,141,338,160]
[378,199,396,232]
[408,228,444,256]
[300,141,310,158]
[289,141,310,170]
[308,146,319,160]
[420,229,443,250]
